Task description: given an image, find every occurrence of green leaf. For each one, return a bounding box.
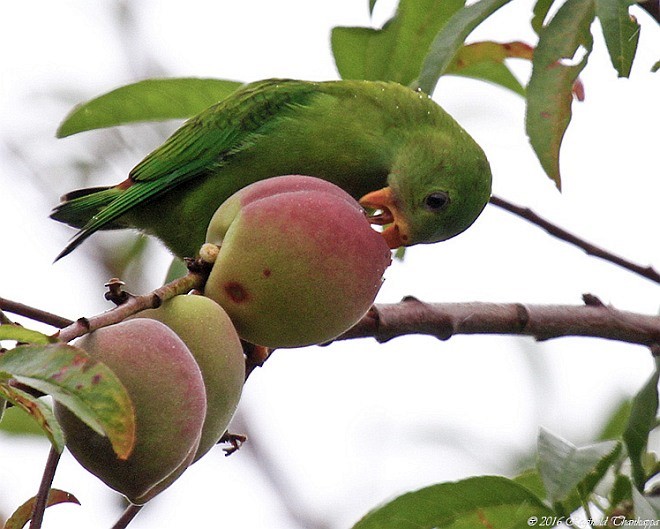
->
[0,400,48,437]
[623,357,660,491]
[4,489,80,529]
[0,384,65,451]
[369,0,378,16]
[57,77,243,138]
[531,0,557,35]
[164,257,189,284]
[0,343,136,459]
[0,324,55,345]
[597,398,632,440]
[446,41,533,96]
[595,0,640,77]
[609,474,633,506]
[537,427,619,504]
[332,0,464,86]
[512,468,547,499]
[652,60,660,73]
[351,475,554,529]
[415,0,515,94]
[525,0,595,189]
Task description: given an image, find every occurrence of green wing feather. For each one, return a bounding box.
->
[53,79,320,260]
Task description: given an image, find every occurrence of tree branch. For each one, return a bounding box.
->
[336,295,660,349]
[489,195,660,285]
[57,270,206,343]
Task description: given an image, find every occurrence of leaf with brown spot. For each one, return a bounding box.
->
[446,40,533,96]
[525,0,595,189]
[0,343,135,460]
[4,489,80,529]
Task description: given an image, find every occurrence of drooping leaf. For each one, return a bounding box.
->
[4,489,80,529]
[57,77,243,138]
[415,0,515,94]
[351,475,554,529]
[0,343,135,459]
[0,324,55,345]
[623,357,660,491]
[0,384,64,451]
[595,0,640,77]
[531,0,557,34]
[332,0,465,85]
[446,40,533,96]
[537,427,619,505]
[525,0,595,189]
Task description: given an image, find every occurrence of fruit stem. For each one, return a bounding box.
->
[111,503,143,529]
[29,446,61,529]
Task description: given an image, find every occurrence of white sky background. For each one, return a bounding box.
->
[0,1,659,528]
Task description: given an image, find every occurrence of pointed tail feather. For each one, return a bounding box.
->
[50,186,124,229]
[51,186,128,261]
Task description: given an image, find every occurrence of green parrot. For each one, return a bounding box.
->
[51,78,492,260]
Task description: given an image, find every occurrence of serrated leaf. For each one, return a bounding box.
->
[351,475,554,529]
[0,384,64,452]
[446,40,533,96]
[531,0,557,34]
[0,324,55,345]
[595,0,640,77]
[525,0,595,189]
[0,343,135,459]
[4,489,80,529]
[415,0,514,94]
[537,427,619,504]
[57,77,243,137]
[332,0,464,85]
[610,474,633,506]
[623,357,660,491]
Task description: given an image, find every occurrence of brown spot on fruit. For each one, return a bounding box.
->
[225,282,249,303]
[263,268,272,278]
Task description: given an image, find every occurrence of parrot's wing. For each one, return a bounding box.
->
[56,79,320,260]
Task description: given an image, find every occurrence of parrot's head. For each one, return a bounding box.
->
[360,128,492,248]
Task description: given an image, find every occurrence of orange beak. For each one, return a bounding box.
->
[359,187,409,249]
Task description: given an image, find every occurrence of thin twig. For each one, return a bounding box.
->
[0,297,73,328]
[111,503,143,529]
[29,446,62,529]
[57,271,206,343]
[489,195,660,285]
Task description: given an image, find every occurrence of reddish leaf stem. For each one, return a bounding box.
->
[111,503,143,529]
[29,446,61,529]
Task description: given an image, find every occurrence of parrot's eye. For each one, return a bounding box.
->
[424,192,450,212]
